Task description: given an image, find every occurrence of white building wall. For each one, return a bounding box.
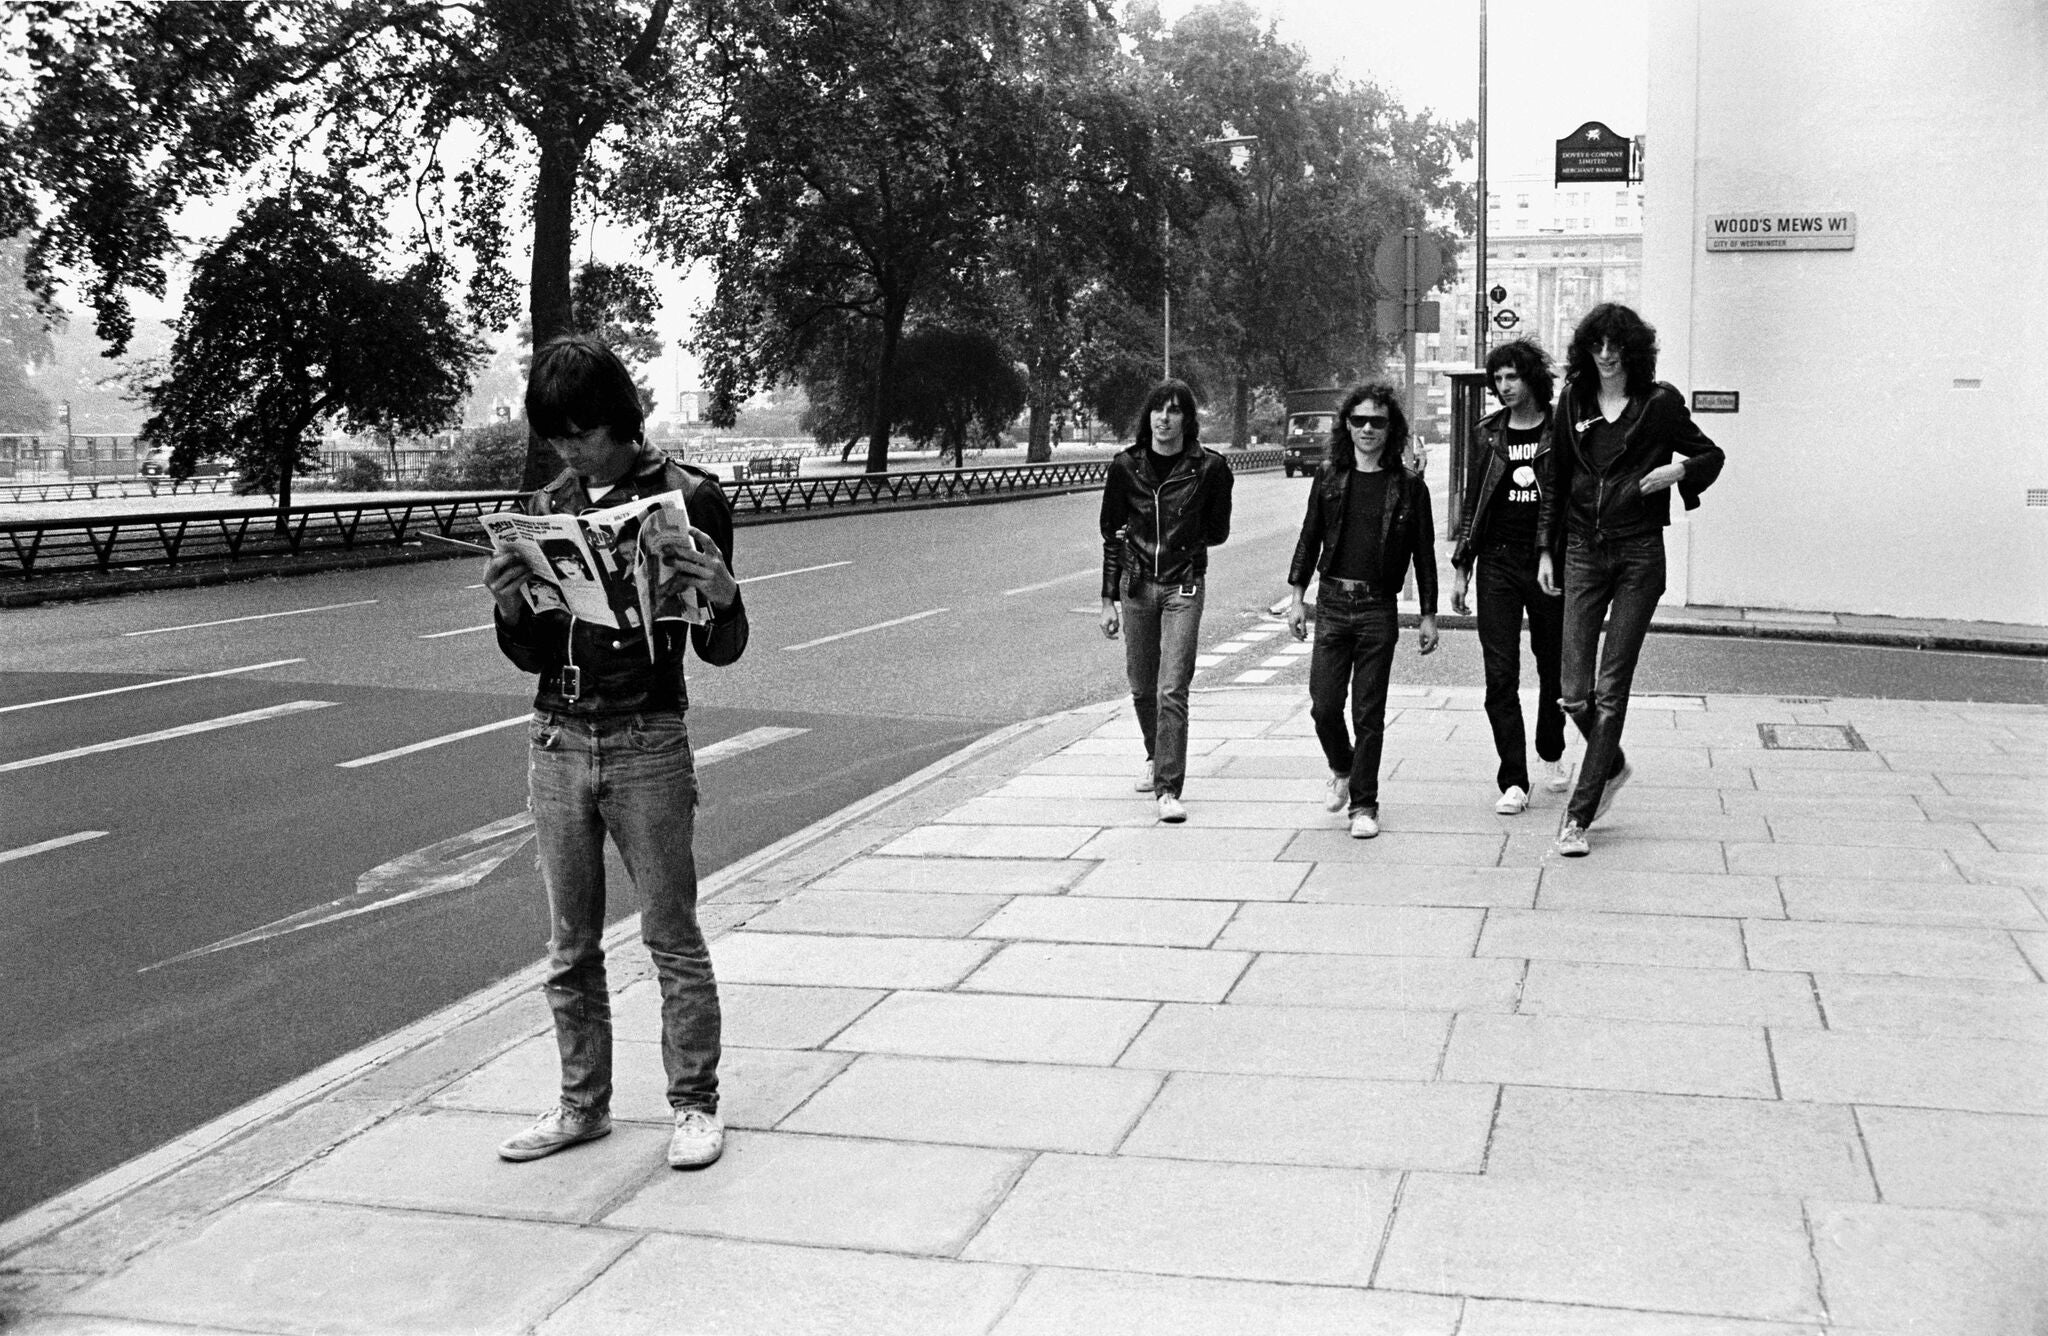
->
[1645,0,2047,624]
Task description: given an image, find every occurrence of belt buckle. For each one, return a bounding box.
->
[555,665,582,702]
[1179,583,1198,596]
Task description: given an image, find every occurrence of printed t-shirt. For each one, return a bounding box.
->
[1484,422,1544,552]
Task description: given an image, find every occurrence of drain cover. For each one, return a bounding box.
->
[1758,722,1866,751]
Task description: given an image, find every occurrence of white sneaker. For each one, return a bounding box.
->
[1156,793,1187,823]
[1348,809,1379,839]
[1555,818,1590,857]
[1494,785,1529,815]
[667,1107,725,1169]
[1541,759,1572,793]
[1134,759,1156,792]
[498,1105,611,1162]
[1323,773,1348,812]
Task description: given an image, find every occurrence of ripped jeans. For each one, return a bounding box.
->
[1559,533,1666,827]
[527,710,721,1116]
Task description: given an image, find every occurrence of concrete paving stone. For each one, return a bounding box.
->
[1063,735,1223,755]
[1376,1173,1822,1321]
[1808,1202,2048,1336]
[1518,960,1821,1028]
[1564,811,1772,843]
[1210,901,1484,957]
[1072,826,1294,862]
[1951,849,2048,892]
[1765,818,1994,851]
[991,772,1161,799]
[1858,1106,2048,1215]
[988,1266,1459,1336]
[809,855,1086,895]
[716,982,886,1048]
[49,1199,631,1336]
[1744,919,2035,980]
[961,1153,1397,1285]
[1228,952,1524,1012]
[276,1109,666,1221]
[1748,769,1943,794]
[2014,930,2048,979]
[1778,878,2045,930]
[826,989,1155,1065]
[1024,749,1228,777]
[1719,791,1928,820]
[1537,867,1783,918]
[1478,908,1747,969]
[1914,793,2048,824]
[1207,736,1327,758]
[874,824,1099,860]
[933,795,1154,827]
[1339,802,1534,834]
[604,1130,1028,1255]
[1140,798,1355,828]
[777,1054,1162,1152]
[972,895,1236,947]
[1727,841,1960,881]
[1295,862,1539,908]
[1215,753,1349,777]
[1816,972,2048,1040]
[961,941,1251,1002]
[1118,1002,1449,1081]
[1120,1071,1495,1172]
[713,931,994,989]
[1504,833,1729,873]
[1458,1298,1828,1335]
[1981,822,2048,854]
[1069,857,1307,901]
[1486,1086,1874,1199]
[740,889,1009,937]
[1714,749,1889,772]
[1891,752,2048,775]
[534,1232,1026,1336]
[1280,828,1507,866]
[1440,1013,1774,1098]
[1772,1029,2048,1115]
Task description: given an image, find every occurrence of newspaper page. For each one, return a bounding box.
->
[581,489,710,661]
[476,510,619,627]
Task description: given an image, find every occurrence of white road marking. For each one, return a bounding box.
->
[337,715,531,768]
[1232,669,1280,684]
[418,623,495,640]
[1257,656,1296,669]
[0,701,337,774]
[740,560,852,585]
[0,659,306,716]
[1194,654,1227,668]
[1002,566,1095,596]
[784,608,948,651]
[0,831,108,864]
[123,600,379,637]
[143,724,811,970]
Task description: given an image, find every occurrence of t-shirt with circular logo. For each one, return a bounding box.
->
[1484,422,1544,552]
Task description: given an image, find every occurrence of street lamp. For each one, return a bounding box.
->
[1165,134,1259,380]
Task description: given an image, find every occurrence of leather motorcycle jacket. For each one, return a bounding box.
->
[1452,406,1551,571]
[1099,442,1235,598]
[1286,462,1439,615]
[1536,380,1724,565]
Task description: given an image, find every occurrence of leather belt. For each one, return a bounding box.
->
[1321,576,1387,597]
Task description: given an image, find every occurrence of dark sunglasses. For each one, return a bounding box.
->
[1347,413,1389,429]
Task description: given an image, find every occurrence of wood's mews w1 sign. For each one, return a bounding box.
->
[1705,212,1856,251]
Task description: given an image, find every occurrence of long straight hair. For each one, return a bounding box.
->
[1326,382,1408,474]
[1132,379,1200,452]
[1565,303,1658,401]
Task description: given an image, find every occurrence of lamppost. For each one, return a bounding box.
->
[1165,134,1259,380]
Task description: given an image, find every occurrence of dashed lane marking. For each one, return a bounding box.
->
[784,608,948,651]
[419,624,495,640]
[741,560,852,585]
[122,600,380,637]
[0,701,338,775]
[0,659,306,716]
[337,715,531,768]
[1002,567,1097,597]
[0,831,108,864]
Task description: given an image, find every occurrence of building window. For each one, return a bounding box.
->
[1615,216,1629,228]
[1487,194,1501,208]
[1516,195,1530,209]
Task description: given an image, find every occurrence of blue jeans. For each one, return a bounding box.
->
[528,710,720,1116]
[1308,584,1399,813]
[1476,546,1565,793]
[1559,533,1666,826]
[1120,574,1205,797]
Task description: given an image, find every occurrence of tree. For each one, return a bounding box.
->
[1,0,683,487]
[0,238,56,433]
[893,328,1026,466]
[518,259,664,410]
[137,180,480,522]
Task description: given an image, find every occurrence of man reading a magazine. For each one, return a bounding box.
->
[483,335,748,1170]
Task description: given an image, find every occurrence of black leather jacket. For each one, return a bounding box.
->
[1537,380,1723,564]
[1452,406,1551,571]
[1286,463,1439,616]
[495,443,749,716]
[1099,442,1235,598]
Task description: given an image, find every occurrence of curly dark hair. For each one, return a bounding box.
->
[1325,382,1409,474]
[1132,378,1201,451]
[1484,338,1556,410]
[525,334,645,444]
[1565,303,1659,400]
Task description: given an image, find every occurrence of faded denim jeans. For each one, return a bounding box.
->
[1120,573,1205,797]
[528,710,720,1116]
[1559,533,1667,827]
[1308,582,1400,814]
[1476,546,1565,794]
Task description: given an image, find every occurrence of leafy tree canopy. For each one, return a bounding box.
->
[893,327,1026,466]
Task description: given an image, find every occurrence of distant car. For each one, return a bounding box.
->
[139,446,232,478]
[1281,412,1333,477]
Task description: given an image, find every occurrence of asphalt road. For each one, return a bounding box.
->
[2,470,2041,1219]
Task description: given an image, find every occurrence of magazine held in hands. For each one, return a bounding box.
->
[480,489,709,659]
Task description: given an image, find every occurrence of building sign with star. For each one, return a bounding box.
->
[1555,121,1632,183]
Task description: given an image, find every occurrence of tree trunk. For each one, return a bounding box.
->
[1232,374,1251,449]
[521,141,581,490]
[863,300,907,474]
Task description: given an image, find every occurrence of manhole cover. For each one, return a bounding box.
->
[1758,722,1866,751]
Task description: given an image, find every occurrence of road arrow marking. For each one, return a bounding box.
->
[140,724,810,971]
[0,660,307,716]
[0,701,337,774]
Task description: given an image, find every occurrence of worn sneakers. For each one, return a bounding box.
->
[1348,808,1380,839]
[1555,818,1591,857]
[1323,773,1349,812]
[1593,759,1634,823]
[1541,758,1573,793]
[667,1108,725,1169]
[498,1105,612,1162]
[1494,785,1530,815]
[1134,759,1156,793]
[1156,793,1188,824]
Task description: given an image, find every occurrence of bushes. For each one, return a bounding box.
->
[422,420,526,489]
[332,452,387,491]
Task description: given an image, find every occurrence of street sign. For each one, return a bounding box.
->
[1492,309,1520,330]
[1704,212,1856,252]
[1376,299,1440,334]
[1692,390,1740,413]
[1373,233,1442,293]
[1488,285,1507,305]
[1555,121,1631,184]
